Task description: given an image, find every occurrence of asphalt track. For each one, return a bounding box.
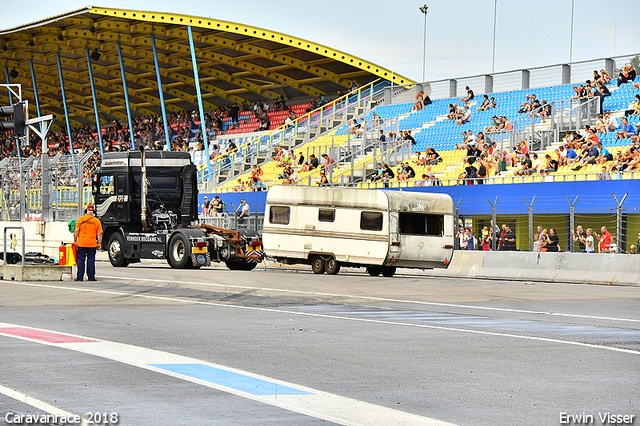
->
[0,261,638,426]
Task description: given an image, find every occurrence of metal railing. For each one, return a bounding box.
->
[197,81,382,186]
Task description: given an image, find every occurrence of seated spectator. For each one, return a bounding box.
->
[518,94,532,113]
[489,97,497,109]
[426,147,442,165]
[458,158,478,185]
[485,115,501,133]
[515,153,533,176]
[596,143,613,164]
[599,69,611,84]
[456,107,472,125]
[403,130,416,145]
[250,176,268,191]
[447,104,457,120]
[457,131,468,149]
[631,124,640,143]
[371,163,385,181]
[476,94,490,112]
[618,65,636,86]
[233,178,245,192]
[284,168,301,185]
[301,154,318,172]
[397,162,415,181]
[415,173,431,187]
[537,100,551,123]
[461,86,474,106]
[414,91,429,111]
[500,116,513,130]
[572,141,599,171]
[317,171,329,186]
[597,165,611,180]
[321,153,336,173]
[541,154,559,175]
[616,117,637,139]
[381,163,395,185]
[624,94,640,117]
[414,152,427,166]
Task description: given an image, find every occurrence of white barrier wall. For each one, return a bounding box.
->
[446,250,640,286]
[0,221,75,260]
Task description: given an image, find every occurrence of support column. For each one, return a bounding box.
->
[484,75,494,94]
[187,26,212,178]
[150,34,171,151]
[86,48,104,156]
[448,79,458,98]
[56,52,75,169]
[29,60,41,117]
[561,64,571,85]
[117,41,136,150]
[4,66,13,104]
[521,70,530,90]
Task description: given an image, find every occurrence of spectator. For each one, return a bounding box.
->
[461,86,474,106]
[515,153,533,176]
[318,171,329,186]
[456,107,472,125]
[321,153,336,173]
[597,165,611,180]
[301,154,319,172]
[584,228,595,253]
[212,196,224,216]
[571,225,587,252]
[201,196,211,216]
[476,94,490,112]
[415,173,430,187]
[503,226,516,251]
[236,199,250,222]
[616,117,636,139]
[481,226,492,251]
[541,154,559,175]
[349,80,359,92]
[617,65,636,86]
[546,228,560,252]
[624,94,640,117]
[377,130,386,146]
[403,130,416,145]
[595,226,612,253]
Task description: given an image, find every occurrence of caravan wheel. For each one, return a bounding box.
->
[381,266,396,277]
[325,258,340,275]
[311,256,325,274]
[366,266,381,277]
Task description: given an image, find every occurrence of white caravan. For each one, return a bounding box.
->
[262,186,455,277]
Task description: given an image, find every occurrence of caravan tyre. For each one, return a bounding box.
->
[325,258,340,275]
[381,266,396,277]
[366,266,381,277]
[311,256,325,274]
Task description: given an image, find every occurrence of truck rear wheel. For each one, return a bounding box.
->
[311,256,325,274]
[366,266,381,277]
[108,233,128,267]
[325,257,340,275]
[168,233,190,269]
[381,266,396,277]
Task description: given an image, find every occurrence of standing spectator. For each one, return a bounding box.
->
[236,199,250,223]
[201,196,211,216]
[73,204,103,282]
[596,226,612,253]
[377,130,386,147]
[585,228,595,253]
[571,225,587,252]
[503,226,516,251]
[546,228,560,252]
[466,229,476,250]
[229,103,240,128]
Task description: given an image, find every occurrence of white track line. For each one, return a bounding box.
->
[4,281,640,356]
[98,274,640,324]
[0,322,457,426]
[0,384,91,426]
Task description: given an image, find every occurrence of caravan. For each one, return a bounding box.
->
[263,186,454,277]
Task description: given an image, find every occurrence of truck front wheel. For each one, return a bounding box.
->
[108,233,128,267]
[168,233,190,269]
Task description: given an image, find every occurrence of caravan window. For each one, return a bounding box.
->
[399,213,444,236]
[269,206,290,225]
[360,211,383,231]
[318,209,335,222]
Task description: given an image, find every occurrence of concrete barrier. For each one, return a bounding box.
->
[441,250,485,278]
[0,264,72,281]
[476,251,640,286]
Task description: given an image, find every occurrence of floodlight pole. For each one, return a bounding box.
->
[420,5,428,82]
[492,0,498,73]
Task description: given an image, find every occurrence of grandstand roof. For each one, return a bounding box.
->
[0,6,413,127]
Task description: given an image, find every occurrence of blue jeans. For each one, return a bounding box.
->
[76,246,97,281]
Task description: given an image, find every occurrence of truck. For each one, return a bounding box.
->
[262,185,455,277]
[93,148,262,270]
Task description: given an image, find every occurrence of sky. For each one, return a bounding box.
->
[1,0,638,83]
